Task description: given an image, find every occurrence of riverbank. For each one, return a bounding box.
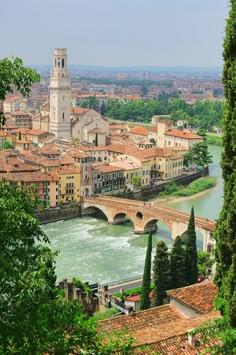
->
[150,177,217,204]
[150,185,217,205]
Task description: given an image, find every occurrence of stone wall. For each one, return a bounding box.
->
[58,279,99,316]
[35,205,81,224]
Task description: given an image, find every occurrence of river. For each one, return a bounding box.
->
[42,145,223,284]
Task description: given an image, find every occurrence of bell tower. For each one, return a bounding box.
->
[49,48,71,139]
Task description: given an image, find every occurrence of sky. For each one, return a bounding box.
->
[1,0,228,67]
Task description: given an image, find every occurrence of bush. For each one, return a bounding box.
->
[173,177,217,197]
[93,308,120,321]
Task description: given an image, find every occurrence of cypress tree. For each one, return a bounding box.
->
[140,232,152,310]
[214,0,236,327]
[95,133,98,146]
[184,207,198,285]
[169,235,186,289]
[153,240,169,306]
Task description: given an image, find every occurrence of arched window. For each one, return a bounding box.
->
[62,112,65,120]
[62,58,64,68]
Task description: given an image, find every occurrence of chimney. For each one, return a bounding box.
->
[188,329,196,346]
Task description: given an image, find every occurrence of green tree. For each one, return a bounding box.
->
[140,232,152,310]
[152,240,170,306]
[0,180,134,353]
[0,57,40,128]
[95,132,98,146]
[214,0,236,329]
[184,207,198,285]
[2,141,13,149]
[169,236,186,289]
[131,176,141,186]
[183,142,213,168]
[197,251,214,277]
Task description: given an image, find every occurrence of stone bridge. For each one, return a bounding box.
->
[81,195,215,253]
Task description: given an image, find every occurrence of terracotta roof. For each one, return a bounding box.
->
[16,139,32,144]
[132,331,220,354]
[71,107,89,115]
[107,144,139,155]
[93,164,123,174]
[85,146,108,152]
[99,304,184,335]
[165,129,203,139]
[11,111,31,116]
[0,171,58,182]
[99,308,220,352]
[167,281,218,314]
[27,129,47,136]
[71,150,92,159]
[88,128,106,134]
[126,292,153,302]
[40,102,49,111]
[129,126,148,136]
[40,159,60,167]
[0,131,7,137]
[109,125,127,130]
[148,126,158,133]
[58,166,81,174]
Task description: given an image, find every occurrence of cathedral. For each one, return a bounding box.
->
[32,48,109,145]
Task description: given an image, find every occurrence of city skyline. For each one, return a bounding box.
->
[1,0,228,67]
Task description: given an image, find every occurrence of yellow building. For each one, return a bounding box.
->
[57,166,81,204]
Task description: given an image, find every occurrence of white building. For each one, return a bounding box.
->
[49,48,71,139]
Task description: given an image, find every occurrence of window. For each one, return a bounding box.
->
[62,58,64,68]
[62,112,65,120]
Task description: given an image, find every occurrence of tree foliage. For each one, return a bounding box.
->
[140,232,152,310]
[0,57,40,128]
[0,180,134,353]
[197,251,214,277]
[152,240,170,306]
[214,0,236,329]
[183,142,213,167]
[104,98,224,128]
[184,207,198,285]
[169,236,186,289]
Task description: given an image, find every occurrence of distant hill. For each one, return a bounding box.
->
[30,64,222,75]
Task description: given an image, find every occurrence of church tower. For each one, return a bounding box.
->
[49,48,71,139]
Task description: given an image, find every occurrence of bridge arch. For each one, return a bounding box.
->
[112,211,135,227]
[82,205,112,223]
[143,218,159,234]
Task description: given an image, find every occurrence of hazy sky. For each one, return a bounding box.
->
[1,0,228,67]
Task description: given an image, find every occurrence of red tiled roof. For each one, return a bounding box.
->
[11,111,31,116]
[58,166,81,174]
[126,292,153,302]
[165,129,203,139]
[93,164,123,174]
[0,171,58,182]
[27,129,47,136]
[99,304,184,335]
[167,281,218,314]
[148,126,158,133]
[129,126,148,136]
[40,102,49,111]
[88,128,106,134]
[71,107,89,115]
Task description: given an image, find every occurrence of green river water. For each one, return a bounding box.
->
[42,145,223,284]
